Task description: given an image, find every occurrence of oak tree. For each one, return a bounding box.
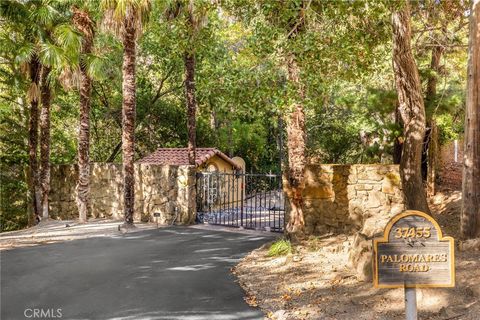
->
[392,1,430,213]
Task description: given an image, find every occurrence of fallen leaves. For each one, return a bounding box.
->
[233,190,480,319]
[244,292,258,307]
[280,293,292,303]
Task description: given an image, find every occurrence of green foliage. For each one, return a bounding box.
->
[0,91,29,231]
[436,113,464,145]
[0,166,28,232]
[0,0,470,230]
[268,239,292,257]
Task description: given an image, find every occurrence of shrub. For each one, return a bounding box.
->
[268,239,292,257]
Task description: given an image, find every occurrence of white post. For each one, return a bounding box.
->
[405,287,417,320]
[454,139,458,162]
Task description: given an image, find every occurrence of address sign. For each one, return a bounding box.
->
[373,210,455,288]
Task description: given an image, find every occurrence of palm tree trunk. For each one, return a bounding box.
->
[184,51,196,165]
[392,2,430,214]
[73,7,94,223]
[284,54,306,239]
[121,11,137,225]
[77,71,92,222]
[461,0,480,238]
[39,65,52,219]
[27,57,41,223]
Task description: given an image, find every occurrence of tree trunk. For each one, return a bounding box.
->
[106,141,122,163]
[425,46,444,196]
[427,119,438,197]
[39,66,52,219]
[426,45,444,106]
[184,51,196,166]
[27,57,41,223]
[393,100,403,165]
[461,0,480,239]
[121,10,137,225]
[277,115,284,172]
[73,7,94,223]
[284,54,306,239]
[392,3,430,214]
[76,70,92,222]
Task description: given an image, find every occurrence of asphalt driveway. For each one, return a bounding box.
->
[1,226,274,320]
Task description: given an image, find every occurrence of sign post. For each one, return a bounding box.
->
[405,287,417,320]
[373,210,455,319]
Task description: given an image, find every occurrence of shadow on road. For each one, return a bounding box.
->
[1,226,276,320]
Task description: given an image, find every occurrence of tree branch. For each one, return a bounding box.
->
[0,95,23,106]
[106,141,122,162]
[150,65,176,106]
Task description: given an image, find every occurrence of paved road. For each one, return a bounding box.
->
[1,226,274,320]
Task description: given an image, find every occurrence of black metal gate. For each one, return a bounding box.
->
[196,172,285,232]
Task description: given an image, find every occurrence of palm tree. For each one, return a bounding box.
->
[72,5,96,223]
[184,4,198,166]
[183,1,208,166]
[35,3,82,220]
[38,63,52,219]
[164,0,208,166]
[28,55,42,223]
[102,0,151,226]
[1,0,80,221]
[1,1,42,223]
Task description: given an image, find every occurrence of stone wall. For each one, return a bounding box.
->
[301,164,405,236]
[295,164,405,280]
[49,164,196,224]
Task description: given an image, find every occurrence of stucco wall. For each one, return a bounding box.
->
[49,163,196,224]
[297,164,405,236]
[199,156,233,172]
[197,156,244,208]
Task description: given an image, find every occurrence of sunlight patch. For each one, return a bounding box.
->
[167,264,215,271]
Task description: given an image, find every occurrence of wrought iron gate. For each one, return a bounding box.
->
[196,172,285,232]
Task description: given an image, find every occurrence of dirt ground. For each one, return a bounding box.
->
[234,191,480,320]
[0,219,158,251]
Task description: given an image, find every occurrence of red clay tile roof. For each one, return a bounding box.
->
[136,148,241,169]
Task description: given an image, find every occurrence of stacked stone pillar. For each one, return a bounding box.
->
[49,163,196,224]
